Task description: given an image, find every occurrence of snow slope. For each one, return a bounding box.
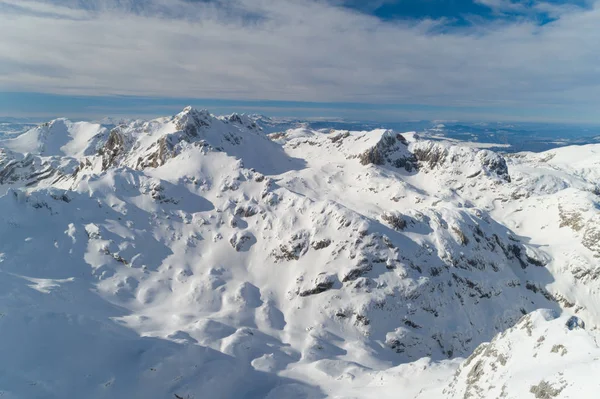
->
[439,310,600,398]
[0,119,106,157]
[0,108,599,398]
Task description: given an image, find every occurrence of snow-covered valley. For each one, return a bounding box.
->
[0,107,599,398]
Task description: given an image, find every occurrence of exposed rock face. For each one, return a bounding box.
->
[358,130,417,171]
[224,113,260,130]
[234,202,260,218]
[341,257,373,282]
[582,215,600,257]
[272,231,310,262]
[412,141,449,169]
[566,315,585,330]
[98,129,125,170]
[229,231,255,252]
[411,140,511,182]
[558,204,586,231]
[299,273,336,297]
[0,149,69,186]
[530,380,565,398]
[135,136,174,169]
[175,106,211,137]
[311,238,332,250]
[381,211,407,231]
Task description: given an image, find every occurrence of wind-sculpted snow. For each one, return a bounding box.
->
[0,107,599,398]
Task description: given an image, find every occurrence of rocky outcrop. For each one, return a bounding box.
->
[358,131,417,171]
[98,128,126,170]
[229,231,255,252]
[411,141,511,182]
[272,231,310,262]
[582,215,600,257]
[0,150,65,186]
[299,273,336,297]
[381,211,407,231]
[223,113,260,131]
[135,136,175,169]
[175,106,211,137]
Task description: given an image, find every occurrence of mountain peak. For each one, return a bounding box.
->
[178,106,210,117]
[174,106,213,137]
[0,118,105,157]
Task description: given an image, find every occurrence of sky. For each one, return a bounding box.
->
[0,0,599,123]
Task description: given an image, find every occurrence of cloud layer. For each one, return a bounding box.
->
[1,0,599,119]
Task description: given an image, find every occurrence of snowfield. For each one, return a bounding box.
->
[0,107,598,398]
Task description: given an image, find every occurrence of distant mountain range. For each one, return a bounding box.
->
[3,115,599,154]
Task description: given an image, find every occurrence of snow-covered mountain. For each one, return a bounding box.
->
[0,107,598,398]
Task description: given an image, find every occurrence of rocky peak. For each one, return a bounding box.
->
[39,117,70,132]
[174,106,212,137]
[357,130,417,171]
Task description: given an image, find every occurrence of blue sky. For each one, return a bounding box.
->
[1,0,599,123]
[344,0,565,23]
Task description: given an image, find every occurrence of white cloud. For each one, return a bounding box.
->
[0,0,89,18]
[1,0,599,116]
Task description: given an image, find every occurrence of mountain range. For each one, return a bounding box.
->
[0,107,598,398]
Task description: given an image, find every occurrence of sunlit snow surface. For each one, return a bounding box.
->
[0,109,599,398]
